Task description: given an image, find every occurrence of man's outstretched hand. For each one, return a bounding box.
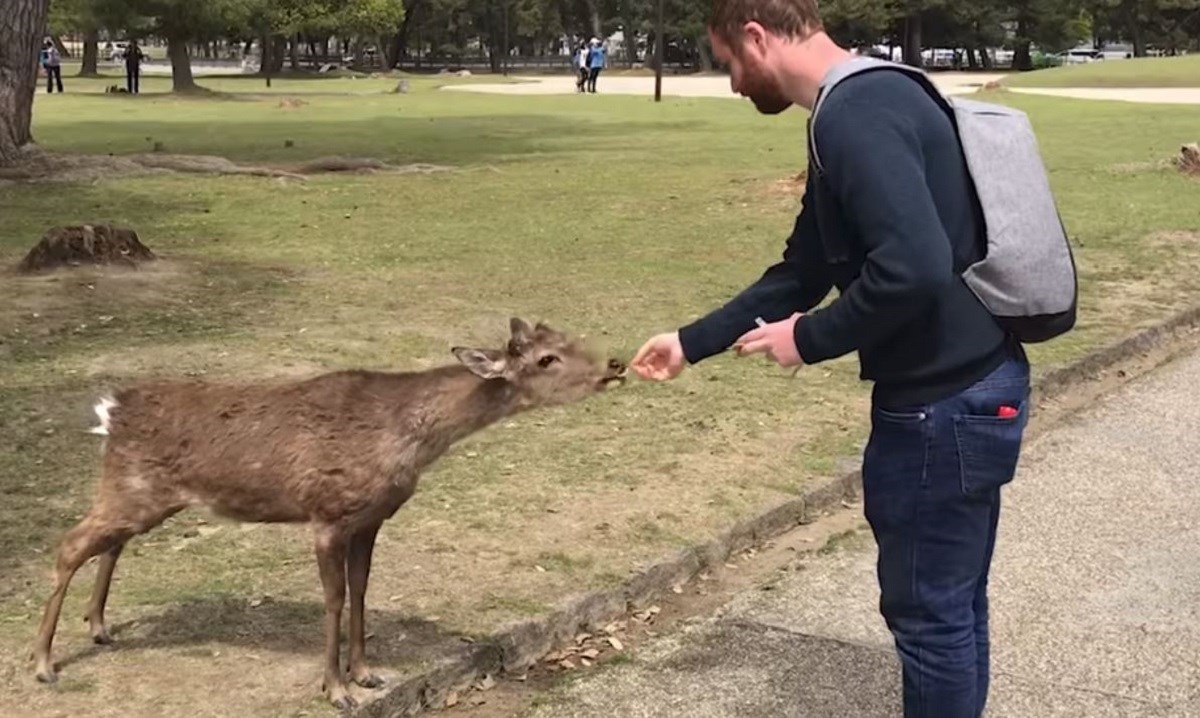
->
[734,313,804,368]
[631,332,687,381]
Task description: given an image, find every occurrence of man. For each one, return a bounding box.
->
[40,40,63,94]
[631,1,1030,716]
[124,40,146,94]
[586,38,606,93]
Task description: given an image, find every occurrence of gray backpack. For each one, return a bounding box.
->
[808,57,1077,344]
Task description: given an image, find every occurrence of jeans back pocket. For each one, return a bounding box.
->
[953,399,1028,497]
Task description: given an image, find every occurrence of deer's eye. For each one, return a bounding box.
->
[538,355,560,368]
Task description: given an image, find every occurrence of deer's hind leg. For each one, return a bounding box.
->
[85,542,125,645]
[34,484,182,684]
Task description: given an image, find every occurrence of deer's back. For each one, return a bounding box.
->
[99,371,427,525]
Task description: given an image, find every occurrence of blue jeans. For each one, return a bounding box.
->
[863,352,1030,718]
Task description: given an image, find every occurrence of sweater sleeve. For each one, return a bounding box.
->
[677,182,833,365]
[794,96,955,365]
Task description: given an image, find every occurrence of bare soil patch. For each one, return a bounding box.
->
[15,225,156,274]
[0,147,452,184]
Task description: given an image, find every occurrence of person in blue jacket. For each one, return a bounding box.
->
[586,38,606,93]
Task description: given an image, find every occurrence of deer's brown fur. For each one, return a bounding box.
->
[32,318,627,710]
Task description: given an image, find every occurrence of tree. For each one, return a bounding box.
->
[1,0,50,165]
[49,0,103,75]
[94,0,253,91]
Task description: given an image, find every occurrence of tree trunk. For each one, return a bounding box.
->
[980,46,993,69]
[80,28,100,76]
[1013,39,1032,71]
[1131,21,1145,57]
[902,14,922,67]
[1,0,50,165]
[261,34,272,86]
[353,36,365,67]
[584,0,601,37]
[167,35,197,91]
[377,34,390,69]
[290,33,300,70]
[696,33,712,72]
[271,36,287,73]
[966,47,979,69]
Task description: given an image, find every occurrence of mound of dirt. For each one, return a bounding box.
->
[16,224,156,274]
[0,147,452,184]
[1177,143,1200,176]
[0,147,305,183]
[293,156,452,175]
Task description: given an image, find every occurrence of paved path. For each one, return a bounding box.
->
[442,72,1003,98]
[522,349,1200,717]
[443,73,1200,105]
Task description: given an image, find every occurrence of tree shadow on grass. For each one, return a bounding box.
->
[53,595,475,675]
[33,114,708,168]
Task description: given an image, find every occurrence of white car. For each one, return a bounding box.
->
[105,41,130,62]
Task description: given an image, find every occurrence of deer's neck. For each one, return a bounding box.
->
[404,367,523,457]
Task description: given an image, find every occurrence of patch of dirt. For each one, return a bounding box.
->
[0,146,453,184]
[293,156,452,175]
[15,224,156,274]
[1175,142,1200,176]
[770,171,808,196]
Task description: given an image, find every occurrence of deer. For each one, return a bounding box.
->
[32,317,628,711]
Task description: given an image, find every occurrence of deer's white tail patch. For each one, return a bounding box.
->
[89,396,118,436]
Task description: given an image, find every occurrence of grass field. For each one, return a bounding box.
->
[1004,54,1200,87]
[2,70,1199,716]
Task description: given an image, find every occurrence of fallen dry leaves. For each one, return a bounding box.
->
[537,604,666,672]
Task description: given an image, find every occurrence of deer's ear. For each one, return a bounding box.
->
[509,317,535,354]
[452,347,508,380]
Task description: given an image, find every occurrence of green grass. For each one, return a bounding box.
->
[2,74,1200,716]
[1004,54,1200,88]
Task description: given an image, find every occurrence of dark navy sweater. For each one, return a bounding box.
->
[677,69,1010,407]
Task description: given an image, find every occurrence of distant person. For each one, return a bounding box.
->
[124,40,146,94]
[575,41,589,93]
[40,40,63,94]
[586,38,606,93]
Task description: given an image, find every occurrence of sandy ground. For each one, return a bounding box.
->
[443,72,1200,105]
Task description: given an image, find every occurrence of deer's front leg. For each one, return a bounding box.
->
[347,523,383,689]
[314,525,353,710]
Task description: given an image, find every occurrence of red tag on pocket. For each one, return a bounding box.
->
[996,405,1018,419]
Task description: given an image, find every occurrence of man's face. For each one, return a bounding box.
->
[710,26,792,115]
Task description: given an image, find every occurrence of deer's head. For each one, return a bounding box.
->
[452,318,627,407]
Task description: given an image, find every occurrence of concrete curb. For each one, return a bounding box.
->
[357,305,1200,717]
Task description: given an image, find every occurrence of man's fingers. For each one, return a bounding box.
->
[735,327,766,346]
[737,338,772,357]
[631,341,659,367]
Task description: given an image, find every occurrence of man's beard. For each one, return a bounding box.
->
[740,64,791,115]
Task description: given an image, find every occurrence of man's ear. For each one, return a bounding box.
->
[452,347,508,380]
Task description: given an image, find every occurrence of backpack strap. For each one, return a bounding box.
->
[807,57,949,176]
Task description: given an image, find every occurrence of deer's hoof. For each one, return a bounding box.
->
[35,668,58,685]
[92,631,114,646]
[353,673,385,689]
[330,694,358,712]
